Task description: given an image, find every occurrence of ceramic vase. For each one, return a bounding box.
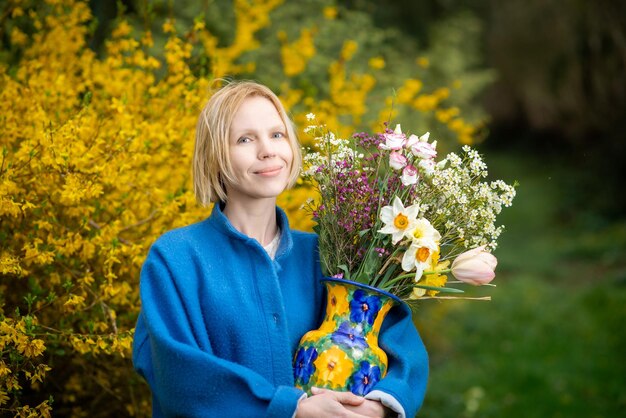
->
[293,277,400,396]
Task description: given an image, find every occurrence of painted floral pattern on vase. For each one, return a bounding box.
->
[293,278,398,395]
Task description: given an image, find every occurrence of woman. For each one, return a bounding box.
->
[132,81,428,417]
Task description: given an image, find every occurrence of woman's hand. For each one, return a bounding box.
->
[344,399,388,418]
[295,387,372,418]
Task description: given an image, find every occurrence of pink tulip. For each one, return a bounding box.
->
[451,245,497,285]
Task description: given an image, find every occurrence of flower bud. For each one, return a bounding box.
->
[451,245,497,285]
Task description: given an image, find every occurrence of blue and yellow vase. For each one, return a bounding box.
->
[293,277,400,396]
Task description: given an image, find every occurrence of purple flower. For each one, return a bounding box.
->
[349,290,382,326]
[294,346,318,385]
[331,322,367,350]
[350,361,381,396]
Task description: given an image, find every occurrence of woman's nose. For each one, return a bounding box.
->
[258,137,277,159]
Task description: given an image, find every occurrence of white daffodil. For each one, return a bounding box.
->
[401,239,439,275]
[378,196,419,244]
[405,217,441,243]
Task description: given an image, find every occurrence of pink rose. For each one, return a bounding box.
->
[451,245,497,285]
[389,151,408,170]
[401,164,418,185]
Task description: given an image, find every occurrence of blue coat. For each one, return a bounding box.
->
[133,204,429,417]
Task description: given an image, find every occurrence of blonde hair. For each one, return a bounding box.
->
[193,80,302,205]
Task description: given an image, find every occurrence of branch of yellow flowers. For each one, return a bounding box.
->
[88,219,130,246]
[28,263,119,335]
[118,209,158,233]
[4,143,42,175]
[80,362,125,402]
[100,300,118,335]
[34,323,133,340]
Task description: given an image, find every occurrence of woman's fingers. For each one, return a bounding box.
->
[310,387,366,406]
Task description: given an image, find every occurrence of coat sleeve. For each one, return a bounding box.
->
[132,245,305,418]
[369,302,429,417]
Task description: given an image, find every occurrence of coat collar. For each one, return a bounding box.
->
[207,202,294,261]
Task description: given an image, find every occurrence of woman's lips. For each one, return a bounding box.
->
[254,166,283,177]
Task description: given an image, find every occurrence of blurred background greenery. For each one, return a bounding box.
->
[3,0,625,416]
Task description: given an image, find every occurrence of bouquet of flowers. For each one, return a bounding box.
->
[292,118,516,395]
[301,119,517,303]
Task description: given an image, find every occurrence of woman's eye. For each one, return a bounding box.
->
[237,137,251,144]
[272,132,285,139]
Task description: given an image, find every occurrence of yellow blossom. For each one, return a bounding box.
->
[416,56,430,68]
[1,253,23,276]
[0,389,9,406]
[410,251,450,298]
[12,7,24,18]
[323,6,338,20]
[162,20,176,34]
[368,56,386,70]
[341,40,358,61]
[313,346,354,388]
[279,28,317,76]
[436,107,460,123]
[326,282,350,319]
[112,21,133,38]
[63,294,86,312]
[16,337,46,358]
[10,28,28,46]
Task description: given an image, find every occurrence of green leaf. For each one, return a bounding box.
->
[337,264,351,281]
[380,263,399,286]
[414,284,465,293]
[362,248,381,278]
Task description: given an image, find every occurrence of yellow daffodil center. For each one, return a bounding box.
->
[413,228,424,239]
[416,247,431,262]
[394,213,409,229]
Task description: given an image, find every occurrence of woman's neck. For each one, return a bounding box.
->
[222,198,279,246]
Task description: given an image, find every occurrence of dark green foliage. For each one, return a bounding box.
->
[417,150,626,417]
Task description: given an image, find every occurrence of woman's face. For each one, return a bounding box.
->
[225,96,294,204]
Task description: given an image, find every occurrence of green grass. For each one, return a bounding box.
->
[415,150,626,417]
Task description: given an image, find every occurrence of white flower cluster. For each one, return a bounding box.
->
[423,148,516,257]
[301,125,360,178]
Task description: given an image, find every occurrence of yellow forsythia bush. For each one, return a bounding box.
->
[1,0,487,416]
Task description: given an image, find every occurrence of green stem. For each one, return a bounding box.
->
[423,268,451,275]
